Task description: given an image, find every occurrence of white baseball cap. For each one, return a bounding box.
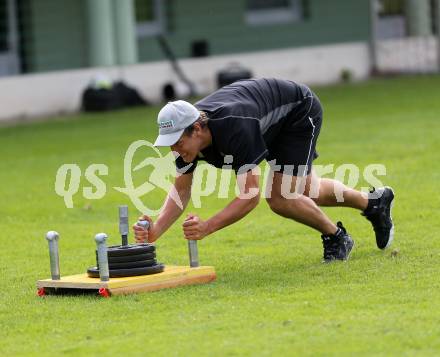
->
[153,100,200,147]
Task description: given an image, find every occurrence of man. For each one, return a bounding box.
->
[133,78,394,262]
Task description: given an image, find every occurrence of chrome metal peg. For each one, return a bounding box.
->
[46,231,60,280]
[95,233,109,282]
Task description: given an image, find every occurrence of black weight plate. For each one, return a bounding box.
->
[108,259,157,269]
[97,244,155,258]
[104,243,155,257]
[87,264,165,278]
[106,252,156,263]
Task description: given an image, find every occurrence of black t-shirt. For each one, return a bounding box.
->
[175,78,311,175]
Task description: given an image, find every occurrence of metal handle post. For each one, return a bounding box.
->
[119,205,129,246]
[188,240,199,268]
[46,231,60,280]
[95,233,109,282]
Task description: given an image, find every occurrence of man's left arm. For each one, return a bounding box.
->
[182,168,260,240]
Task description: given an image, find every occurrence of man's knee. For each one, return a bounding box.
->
[266,196,285,215]
[303,173,321,203]
[266,196,303,215]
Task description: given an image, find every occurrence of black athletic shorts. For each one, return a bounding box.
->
[266,89,322,176]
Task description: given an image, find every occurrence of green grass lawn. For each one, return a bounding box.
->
[1,76,440,356]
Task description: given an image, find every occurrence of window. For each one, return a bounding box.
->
[0,0,8,51]
[0,0,20,76]
[378,0,404,17]
[245,0,304,26]
[135,0,164,37]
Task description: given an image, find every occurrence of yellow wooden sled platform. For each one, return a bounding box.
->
[37,265,216,297]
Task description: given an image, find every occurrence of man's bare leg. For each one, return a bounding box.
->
[266,171,338,235]
[266,170,356,261]
[266,169,370,233]
[305,170,369,210]
[306,169,395,250]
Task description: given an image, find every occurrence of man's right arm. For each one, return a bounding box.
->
[133,172,193,243]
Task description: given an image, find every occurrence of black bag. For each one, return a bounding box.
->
[217,63,253,88]
[81,80,148,112]
[114,81,148,107]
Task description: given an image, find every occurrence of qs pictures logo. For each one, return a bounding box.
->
[55,140,388,214]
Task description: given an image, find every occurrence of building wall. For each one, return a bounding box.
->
[137,0,370,62]
[0,41,371,121]
[20,0,370,72]
[20,0,88,73]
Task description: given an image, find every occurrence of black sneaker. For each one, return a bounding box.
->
[321,222,354,263]
[362,187,395,250]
